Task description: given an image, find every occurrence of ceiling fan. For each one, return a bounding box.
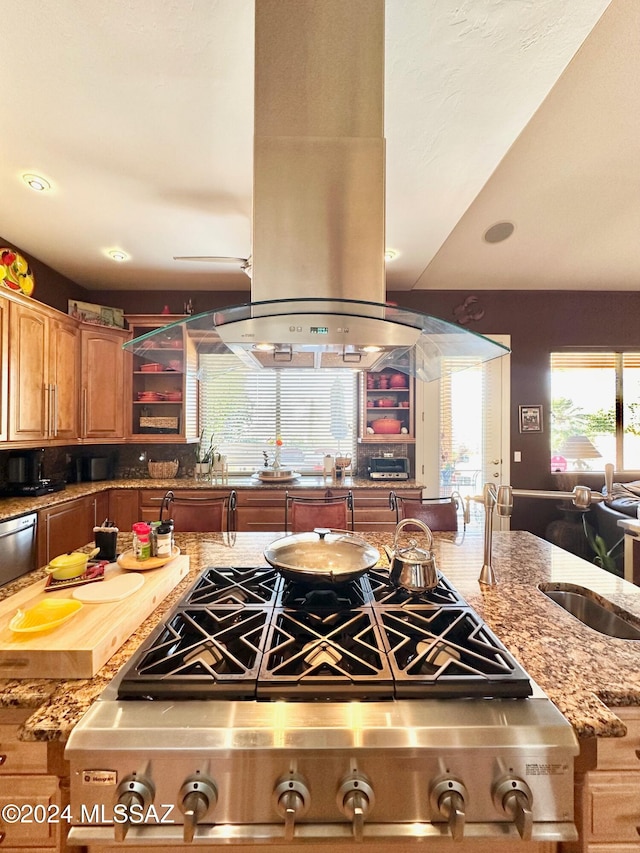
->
[173,254,253,277]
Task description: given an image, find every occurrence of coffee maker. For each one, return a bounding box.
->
[3,449,66,496]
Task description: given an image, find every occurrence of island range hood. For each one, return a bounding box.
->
[126,0,508,380]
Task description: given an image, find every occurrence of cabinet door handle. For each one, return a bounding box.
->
[0,754,6,765]
[82,387,88,437]
[53,384,59,437]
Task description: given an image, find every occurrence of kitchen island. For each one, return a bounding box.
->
[1,530,639,851]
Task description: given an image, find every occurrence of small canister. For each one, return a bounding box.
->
[156,519,174,557]
[132,522,152,561]
[149,520,161,557]
[323,454,334,475]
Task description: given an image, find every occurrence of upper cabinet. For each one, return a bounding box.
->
[359,368,415,442]
[125,314,198,443]
[8,298,79,442]
[80,324,130,440]
[0,297,8,442]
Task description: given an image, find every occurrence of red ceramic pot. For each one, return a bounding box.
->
[371,417,402,434]
[389,373,408,389]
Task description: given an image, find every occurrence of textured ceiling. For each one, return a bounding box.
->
[2,0,631,294]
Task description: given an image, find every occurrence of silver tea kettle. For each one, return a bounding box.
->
[384,518,438,592]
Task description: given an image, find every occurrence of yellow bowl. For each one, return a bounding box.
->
[9,599,83,633]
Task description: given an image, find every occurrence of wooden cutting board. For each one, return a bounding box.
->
[0,556,189,679]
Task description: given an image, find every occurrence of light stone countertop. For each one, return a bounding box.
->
[2,530,640,744]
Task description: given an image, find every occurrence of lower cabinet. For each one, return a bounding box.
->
[0,709,67,851]
[561,707,640,852]
[138,486,422,532]
[330,486,422,532]
[37,494,108,566]
[107,489,139,531]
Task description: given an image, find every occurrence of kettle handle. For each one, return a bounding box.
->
[393,517,433,550]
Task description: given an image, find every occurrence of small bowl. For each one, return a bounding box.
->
[45,547,99,580]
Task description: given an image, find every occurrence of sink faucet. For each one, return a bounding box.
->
[466,463,613,586]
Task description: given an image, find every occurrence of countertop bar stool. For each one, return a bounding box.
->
[284,490,355,533]
[389,490,464,531]
[160,489,237,533]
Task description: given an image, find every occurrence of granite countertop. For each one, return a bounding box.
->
[0,477,423,521]
[2,530,640,744]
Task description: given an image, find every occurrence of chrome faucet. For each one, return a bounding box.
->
[466,463,613,586]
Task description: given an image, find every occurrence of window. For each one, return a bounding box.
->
[198,354,358,473]
[550,352,640,471]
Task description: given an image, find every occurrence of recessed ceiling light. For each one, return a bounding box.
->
[107,249,128,262]
[384,248,399,261]
[483,221,515,244]
[22,173,51,192]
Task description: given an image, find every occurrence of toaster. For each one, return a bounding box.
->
[368,456,410,480]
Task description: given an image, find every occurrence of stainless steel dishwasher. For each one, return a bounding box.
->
[0,513,37,585]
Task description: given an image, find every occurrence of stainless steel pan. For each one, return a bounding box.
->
[264,528,380,585]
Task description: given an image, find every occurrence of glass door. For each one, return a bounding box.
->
[417,335,510,528]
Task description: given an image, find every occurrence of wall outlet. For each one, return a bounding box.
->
[514,451,522,462]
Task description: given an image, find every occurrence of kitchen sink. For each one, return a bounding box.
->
[539,583,640,640]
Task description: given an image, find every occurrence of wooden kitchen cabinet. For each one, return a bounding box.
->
[236,488,322,531]
[7,298,79,443]
[330,486,422,532]
[80,325,129,440]
[562,706,640,852]
[37,495,97,566]
[0,296,8,443]
[0,709,66,850]
[359,368,415,443]
[125,314,198,443]
[108,489,139,531]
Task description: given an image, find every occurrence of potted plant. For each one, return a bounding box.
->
[194,430,216,480]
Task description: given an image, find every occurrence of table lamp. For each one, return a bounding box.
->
[558,435,602,470]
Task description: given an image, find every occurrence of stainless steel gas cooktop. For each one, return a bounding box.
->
[116,566,532,701]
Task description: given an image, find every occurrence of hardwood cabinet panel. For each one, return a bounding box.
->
[0,775,61,847]
[0,725,48,775]
[8,301,49,441]
[48,318,79,440]
[37,496,94,567]
[80,326,129,440]
[589,776,640,841]
[108,490,139,531]
[596,708,640,770]
[7,298,79,443]
[0,297,8,442]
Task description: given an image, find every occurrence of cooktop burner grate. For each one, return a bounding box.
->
[258,608,393,699]
[117,566,532,701]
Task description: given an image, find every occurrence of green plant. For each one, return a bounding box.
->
[195,430,217,464]
[582,516,624,576]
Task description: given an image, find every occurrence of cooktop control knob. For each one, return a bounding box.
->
[337,772,375,843]
[429,777,468,841]
[178,775,218,843]
[273,773,311,841]
[113,775,155,842]
[492,776,533,841]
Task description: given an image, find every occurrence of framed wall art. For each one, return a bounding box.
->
[519,404,543,433]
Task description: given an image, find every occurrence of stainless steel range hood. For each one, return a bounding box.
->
[125,0,508,380]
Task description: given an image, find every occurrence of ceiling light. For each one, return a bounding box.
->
[107,249,128,262]
[384,248,399,261]
[22,173,51,192]
[484,222,515,244]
